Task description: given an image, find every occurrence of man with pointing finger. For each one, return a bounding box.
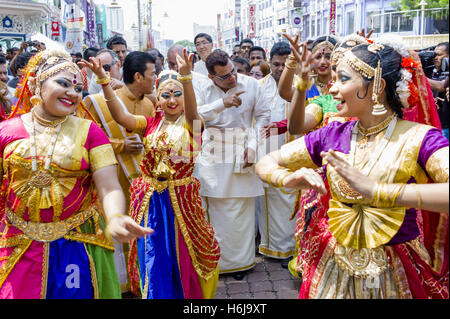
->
[194,49,271,280]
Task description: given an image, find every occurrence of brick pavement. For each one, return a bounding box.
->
[214,253,302,299]
[122,253,302,299]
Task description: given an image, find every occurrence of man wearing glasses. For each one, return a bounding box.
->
[88,49,123,94]
[194,49,270,280]
[193,33,214,76]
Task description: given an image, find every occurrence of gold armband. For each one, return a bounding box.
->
[371,183,406,208]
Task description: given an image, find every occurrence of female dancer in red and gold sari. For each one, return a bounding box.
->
[256,41,448,299]
[80,50,220,299]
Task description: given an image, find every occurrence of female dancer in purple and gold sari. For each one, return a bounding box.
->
[81,50,220,299]
[0,51,151,299]
[256,42,449,299]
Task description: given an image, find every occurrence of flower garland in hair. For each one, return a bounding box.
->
[397,57,419,108]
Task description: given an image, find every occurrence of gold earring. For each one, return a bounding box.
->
[371,60,387,116]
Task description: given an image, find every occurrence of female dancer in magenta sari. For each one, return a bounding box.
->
[0,50,151,299]
[80,50,220,299]
[255,42,449,299]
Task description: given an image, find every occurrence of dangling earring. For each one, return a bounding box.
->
[30,87,42,106]
[371,60,387,116]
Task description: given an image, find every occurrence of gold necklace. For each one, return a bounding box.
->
[32,108,69,127]
[356,114,395,149]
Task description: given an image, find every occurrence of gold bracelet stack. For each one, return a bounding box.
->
[96,73,111,86]
[266,166,291,188]
[285,54,298,70]
[177,73,193,83]
[295,77,312,92]
[371,183,407,208]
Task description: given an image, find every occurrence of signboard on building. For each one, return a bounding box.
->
[249,4,256,38]
[291,11,302,28]
[51,21,60,36]
[293,0,302,8]
[330,0,336,34]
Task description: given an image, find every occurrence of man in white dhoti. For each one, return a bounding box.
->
[195,49,270,280]
[257,42,298,268]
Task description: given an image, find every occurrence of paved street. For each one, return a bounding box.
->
[215,253,301,299]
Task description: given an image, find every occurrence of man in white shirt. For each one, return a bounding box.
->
[257,42,297,268]
[193,33,214,76]
[195,49,271,280]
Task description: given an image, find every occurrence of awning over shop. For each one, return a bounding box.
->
[31,32,66,52]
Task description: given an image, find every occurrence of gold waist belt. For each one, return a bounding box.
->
[143,175,194,193]
[334,244,389,278]
[6,208,94,242]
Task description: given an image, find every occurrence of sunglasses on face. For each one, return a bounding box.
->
[102,60,118,72]
[213,67,237,81]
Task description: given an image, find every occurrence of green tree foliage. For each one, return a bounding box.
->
[394,0,449,10]
[175,40,195,52]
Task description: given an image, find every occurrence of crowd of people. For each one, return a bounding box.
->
[0,28,448,300]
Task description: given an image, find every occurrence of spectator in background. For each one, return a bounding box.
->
[167,44,185,72]
[232,57,251,75]
[0,56,8,84]
[7,51,33,94]
[194,33,214,76]
[240,38,254,59]
[106,35,128,65]
[430,42,449,139]
[147,48,164,76]
[81,47,100,92]
[249,59,270,80]
[249,46,266,62]
[231,44,241,60]
[88,49,123,94]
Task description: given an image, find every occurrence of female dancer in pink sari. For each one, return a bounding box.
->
[0,50,151,298]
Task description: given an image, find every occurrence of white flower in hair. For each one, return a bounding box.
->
[374,34,409,57]
[397,69,412,108]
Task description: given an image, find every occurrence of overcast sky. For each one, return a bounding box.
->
[96,0,227,42]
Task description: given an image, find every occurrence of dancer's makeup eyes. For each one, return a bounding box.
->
[174,91,182,97]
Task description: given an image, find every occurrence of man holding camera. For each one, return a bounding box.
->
[428,42,449,139]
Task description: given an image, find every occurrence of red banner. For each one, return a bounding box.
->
[249,4,256,38]
[51,21,60,36]
[329,0,336,34]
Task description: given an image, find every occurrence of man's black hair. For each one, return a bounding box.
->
[14,52,34,70]
[122,51,155,84]
[106,35,127,49]
[233,57,251,73]
[270,41,291,60]
[83,47,100,61]
[249,46,266,60]
[240,38,254,47]
[436,42,449,55]
[194,33,213,44]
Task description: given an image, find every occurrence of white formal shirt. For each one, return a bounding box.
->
[193,60,209,76]
[194,74,271,198]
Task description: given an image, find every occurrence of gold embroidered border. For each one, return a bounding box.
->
[306,103,323,128]
[279,137,318,172]
[40,242,49,299]
[133,115,148,137]
[83,243,99,299]
[258,246,296,259]
[0,238,33,289]
[89,144,118,173]
[309,237,336,298]
[425,147,449,183]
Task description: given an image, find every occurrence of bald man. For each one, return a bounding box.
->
[167,44,185,72]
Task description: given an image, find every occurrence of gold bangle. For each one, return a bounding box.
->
[276,171,291,188]
[295,77,312,91]
[104,94,117,103]
[106,212,125,224]
[285,60,298,70]
[96,74,111,85]
[411,184,422,210]
[177,73,193,82]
